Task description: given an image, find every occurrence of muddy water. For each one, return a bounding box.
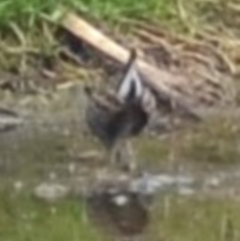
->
[1,83,240,240]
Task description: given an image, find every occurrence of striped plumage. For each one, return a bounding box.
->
[84,50,150,168]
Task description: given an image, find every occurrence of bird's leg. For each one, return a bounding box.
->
[108,142,121,166]
[124,140,137,171]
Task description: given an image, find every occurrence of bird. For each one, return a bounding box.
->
[84,49,152,170]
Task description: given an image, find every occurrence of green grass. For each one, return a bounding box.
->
[1,190,240,241]
[148,195,240,241]
[0,0,187,72]
[0,0,238,73]
[0,0,177,30]
[0,0,238,53]
[0,190,108,241]
[1,0,236,35]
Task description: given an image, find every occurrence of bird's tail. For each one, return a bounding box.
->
[117,49,144,102]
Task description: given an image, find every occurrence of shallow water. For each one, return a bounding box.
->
[1,83,240,240]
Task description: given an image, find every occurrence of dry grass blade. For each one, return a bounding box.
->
[42,22,56,44]
[0,44,40,55]
[9,22,26,46]
[8,22,29,73]
[228,2,240,12]
[176,0,194,34]
[133,28,174,57]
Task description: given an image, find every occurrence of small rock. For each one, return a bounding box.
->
[49,172,57,180]
[204,177,221,188]
[177,187,195,196]
[68,163,76,174]
[13,180,24,192]
[78,150,102,160]
[34,183,69,202]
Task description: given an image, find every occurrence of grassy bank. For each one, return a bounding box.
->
[0,0,238,74]
[1,0,238,34]
[0,0,238,70]
[0,0,184,72]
